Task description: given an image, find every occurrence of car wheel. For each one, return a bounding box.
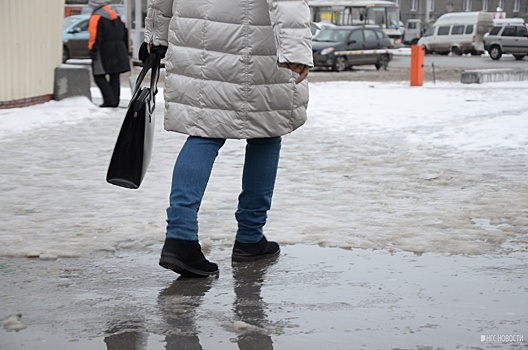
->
[333,56,348,72]
[489,45,502,60]
[375,54,390,71]
[513,54,525,60]
[451,46,462,56]
[62,46,70,63]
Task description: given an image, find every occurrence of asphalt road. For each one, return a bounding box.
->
[308,52,527,83]
[74,51,525,88]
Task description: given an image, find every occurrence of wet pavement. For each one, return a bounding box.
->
[1,245,527,350]
[1,68,528,349]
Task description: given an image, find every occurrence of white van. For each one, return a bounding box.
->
[417,12,494,55]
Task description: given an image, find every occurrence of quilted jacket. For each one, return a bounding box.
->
[144,0,313,139]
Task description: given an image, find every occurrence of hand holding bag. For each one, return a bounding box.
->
[106,52,161,189]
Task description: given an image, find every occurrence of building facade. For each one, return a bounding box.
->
[0,0,65,108]
[396,0,528,24]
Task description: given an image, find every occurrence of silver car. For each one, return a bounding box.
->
[484,24,528,60]
[62,15,91,63]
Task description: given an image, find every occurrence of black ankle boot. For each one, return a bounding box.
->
[232,236,280,262]
[159,238,218,277]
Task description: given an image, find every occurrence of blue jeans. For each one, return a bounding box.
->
[166,136,281,244]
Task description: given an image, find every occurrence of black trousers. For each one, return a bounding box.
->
[94,73,121,107]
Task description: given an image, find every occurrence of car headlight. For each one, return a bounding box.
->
[320,47,335,56]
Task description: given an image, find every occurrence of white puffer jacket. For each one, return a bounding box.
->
[144,0,313,139]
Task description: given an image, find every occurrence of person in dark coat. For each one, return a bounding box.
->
[88,0,130,107]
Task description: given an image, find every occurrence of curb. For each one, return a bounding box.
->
[461,68,528,84]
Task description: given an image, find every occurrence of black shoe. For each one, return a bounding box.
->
[232,236,280,262]
[159,238,219,278]
[99,103,119,108]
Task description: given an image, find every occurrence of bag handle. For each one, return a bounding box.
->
[131,53,161,114]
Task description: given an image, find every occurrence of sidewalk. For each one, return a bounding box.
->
[1,245,526,349]
[1,80,527,349]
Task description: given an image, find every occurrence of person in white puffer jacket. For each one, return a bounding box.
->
[144,0,313,277]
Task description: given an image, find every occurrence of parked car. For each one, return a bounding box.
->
[484,24,528,60]
[312,26,393,72]
[62,15,90,63]
[492,18,525,27]
[311,22,336,37]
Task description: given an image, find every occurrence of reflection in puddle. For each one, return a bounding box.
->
[158,277,215,349]
[2,246,526,350]
[232,259,277,350]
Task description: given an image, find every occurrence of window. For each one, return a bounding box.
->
[422,26,435,37]
[465,25,474,34]
[452,25,465,34]
[79,21,89,32]
[516,26,527,36]
[482,0,488,11]
[350,30,364,42]
[375,30,387,39]
[513,0,520,12]
[388,12,399,29]
[332,29,351,41]
[438,26,450,35]
[315,29,353,42]
[464,0,472,11]
[364,29,378,41]
[490,26,501,35]
[410,0,418,11]
[502,26,516,36]
[498,0,505,10]
[369,8,386,27]
[429,0,435,11]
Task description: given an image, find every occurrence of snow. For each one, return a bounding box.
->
[2,314,27,332]
[0,80,527,258]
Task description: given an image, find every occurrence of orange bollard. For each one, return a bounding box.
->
[410,45,425,86]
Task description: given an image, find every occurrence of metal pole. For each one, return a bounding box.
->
[425,0,430,24]
[133,0,142,60]
[432,62,435,85]
[124,0,134,90]
[125,0,132,54]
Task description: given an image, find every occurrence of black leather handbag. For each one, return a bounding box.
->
[106,53,161,189]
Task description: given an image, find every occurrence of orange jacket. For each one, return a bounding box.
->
[88,5,119,51]
[88,5,129,75]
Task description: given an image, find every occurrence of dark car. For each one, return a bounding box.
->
[312,26,393,72]
[63,15,91,63]
[484,24,528,60]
